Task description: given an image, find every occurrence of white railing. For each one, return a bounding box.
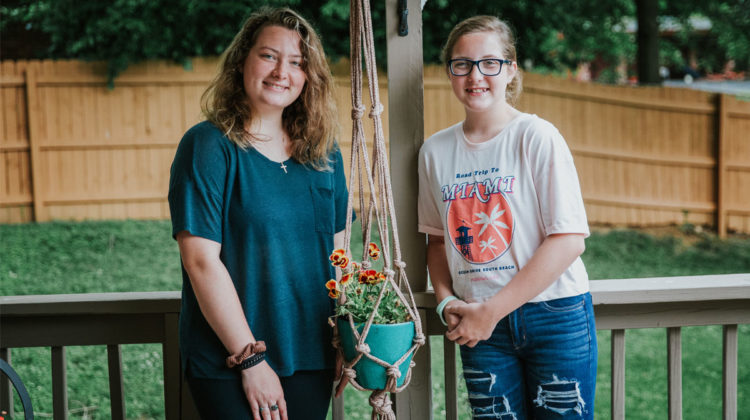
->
[1,274,748,419]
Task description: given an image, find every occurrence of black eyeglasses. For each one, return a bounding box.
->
[448,58,513,76]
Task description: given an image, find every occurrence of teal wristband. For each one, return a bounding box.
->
[436,295,458,326]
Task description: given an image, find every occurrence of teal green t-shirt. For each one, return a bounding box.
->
[168,121,350,378]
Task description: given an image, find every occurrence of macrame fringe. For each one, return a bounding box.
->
[369,391,396,420]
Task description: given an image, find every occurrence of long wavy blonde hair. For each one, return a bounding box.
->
[201,7,338,170]
[441,15,523,106]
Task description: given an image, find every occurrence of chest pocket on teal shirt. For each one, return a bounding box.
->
[310,178,335,234]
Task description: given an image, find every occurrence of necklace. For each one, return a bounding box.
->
[280,162,288,173]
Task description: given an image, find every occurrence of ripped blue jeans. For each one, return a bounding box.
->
[459,292,597,419]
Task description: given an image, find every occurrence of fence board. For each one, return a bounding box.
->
[0,59,748,233]
[723,95,750,234]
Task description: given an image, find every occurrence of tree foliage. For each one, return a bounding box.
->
[1,0,307,81]
[1,0,746,84]
[664,0,750,74]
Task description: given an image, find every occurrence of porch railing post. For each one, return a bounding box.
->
[107,344,126,420]
[611,329,625,420]
[332,390,345,420]
[443,337,458,420]
[52,345,68,419]
[723,324,738,420]
[667,327,682,420]
[163,313,181,420]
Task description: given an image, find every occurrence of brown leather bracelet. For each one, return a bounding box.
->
[226,341,267,368]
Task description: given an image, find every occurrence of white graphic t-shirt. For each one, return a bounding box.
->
[418,113,590,303]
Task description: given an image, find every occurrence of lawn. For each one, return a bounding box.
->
[1,220,749,419]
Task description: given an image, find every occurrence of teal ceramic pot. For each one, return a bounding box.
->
[337,318,416,390]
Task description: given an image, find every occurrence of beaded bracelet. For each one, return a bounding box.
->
[234,351,266,371]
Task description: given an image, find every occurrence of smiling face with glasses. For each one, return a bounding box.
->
[448,58,513,76]
[446,31,517,115]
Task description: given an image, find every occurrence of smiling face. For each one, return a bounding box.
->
[448,31,517,115]
[242,25,307,117]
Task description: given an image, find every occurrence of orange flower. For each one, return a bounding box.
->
[368,243,381,260]
[341,273,353,285]
[330,249,346,260]
[358,270,368,284]
[339,255,350,269]
[329,249,349,269]
[376,272,386,283]
[325,279,341,299]
[358,269,378,285]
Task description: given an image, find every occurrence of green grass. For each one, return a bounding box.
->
[1,221,749,419]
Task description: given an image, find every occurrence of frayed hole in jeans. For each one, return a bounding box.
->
[533,374,585,415]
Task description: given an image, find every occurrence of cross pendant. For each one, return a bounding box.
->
[280,162,288,173]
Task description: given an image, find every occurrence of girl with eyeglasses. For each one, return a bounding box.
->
[417,16,597,419]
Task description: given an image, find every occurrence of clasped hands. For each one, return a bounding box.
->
[442,299,497,348]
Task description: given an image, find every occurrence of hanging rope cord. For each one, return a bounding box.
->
[333,0,425,416]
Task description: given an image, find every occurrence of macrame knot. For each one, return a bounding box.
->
[343,367,357,380]
[383,268,395,277]
[360,260,372,269]
[369,102,384,118]
[351,105,366,120]
[355,343,371,354]
[369,391,394,418]
[386,366,402,379]
[413,333,426,346]
[394,260,407,269]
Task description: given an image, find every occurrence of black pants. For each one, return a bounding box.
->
[187,369,334,420]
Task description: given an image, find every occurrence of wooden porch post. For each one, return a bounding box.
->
[385,0,431,418]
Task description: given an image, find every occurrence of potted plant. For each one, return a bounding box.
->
[326,243,416,390]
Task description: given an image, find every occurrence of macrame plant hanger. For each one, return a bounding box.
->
[332,0,425,418]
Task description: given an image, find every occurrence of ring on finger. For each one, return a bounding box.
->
[259,406,265,412]
[270,404,279,411]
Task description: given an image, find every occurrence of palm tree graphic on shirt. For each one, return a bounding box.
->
[478,236,499,257]
[474,204,511,249]
[447,185,514,264]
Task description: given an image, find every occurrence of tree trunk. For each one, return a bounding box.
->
[636,0,660,85]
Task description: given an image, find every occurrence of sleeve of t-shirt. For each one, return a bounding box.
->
[332,146,354,232]
[168,124,229,243]
[527,121,590,237]
[417,145,445,236]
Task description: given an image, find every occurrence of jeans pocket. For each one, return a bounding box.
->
[539,294,585,313]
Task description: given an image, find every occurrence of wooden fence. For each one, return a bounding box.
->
[1,59,749,234]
